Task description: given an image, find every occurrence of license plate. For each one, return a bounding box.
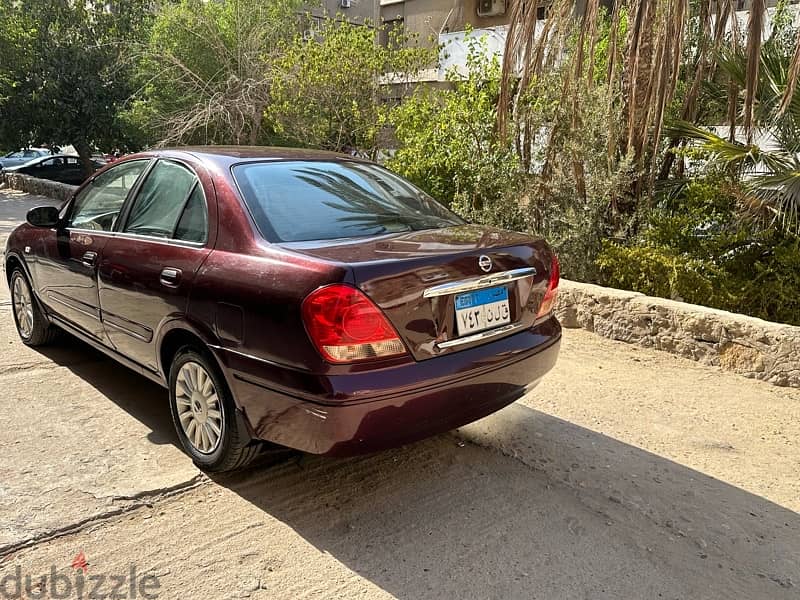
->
[455,286,511,336]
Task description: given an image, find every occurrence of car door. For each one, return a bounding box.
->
[35,159,151,340]
[28,157,58,180]
[59,156,87,185]
[97,158,214,371]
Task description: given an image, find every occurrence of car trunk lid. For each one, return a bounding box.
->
[281,224,557,361]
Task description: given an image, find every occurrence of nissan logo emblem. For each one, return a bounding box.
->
[478,255,492,272]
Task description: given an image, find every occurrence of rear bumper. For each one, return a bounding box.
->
[215,318,561,456]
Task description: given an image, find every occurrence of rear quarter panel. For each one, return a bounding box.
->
[188,246,351,372]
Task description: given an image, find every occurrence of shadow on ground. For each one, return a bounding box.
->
[34,336,178,447]
[30,333,800,599]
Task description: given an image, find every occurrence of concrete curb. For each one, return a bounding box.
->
[556,280,800,388]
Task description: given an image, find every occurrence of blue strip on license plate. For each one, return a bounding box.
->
[455,286,509,310]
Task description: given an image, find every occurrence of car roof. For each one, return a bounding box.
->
[3,154,79,168]
[177,146,352,161]
[5,148,49,154]
[27,154,79,162]
[124,146,365,167]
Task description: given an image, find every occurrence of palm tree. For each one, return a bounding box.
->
[668,31,800,234]
[497,0,769,206]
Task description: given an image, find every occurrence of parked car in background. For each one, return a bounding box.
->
[0,148,51,169]
[4,147,561,472]
[1,154,103,185]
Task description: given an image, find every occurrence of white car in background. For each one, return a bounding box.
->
[0,148,51,169]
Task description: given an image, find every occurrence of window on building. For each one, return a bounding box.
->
[380,17,403,48]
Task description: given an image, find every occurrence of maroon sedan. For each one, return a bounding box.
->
[5,147,561,471]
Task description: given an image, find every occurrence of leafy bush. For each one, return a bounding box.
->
[389,37,525,232]
[598,177,800,325]
[597,244,724,304]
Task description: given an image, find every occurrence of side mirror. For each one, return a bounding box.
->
[26,206,60,228]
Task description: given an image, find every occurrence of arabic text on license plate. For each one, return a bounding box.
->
[455,286,511,336]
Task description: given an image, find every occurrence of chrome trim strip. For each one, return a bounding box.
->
[107,232,205,248]
[47,293,100,320]
[65,228,205,248]
[422,267,537,298]
[103,318,152,342]
[436,322,527,349]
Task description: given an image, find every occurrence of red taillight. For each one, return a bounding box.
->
[536,254,560,319]
[302,284,407,363]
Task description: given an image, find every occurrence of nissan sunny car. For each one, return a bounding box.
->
[5,147,561,471]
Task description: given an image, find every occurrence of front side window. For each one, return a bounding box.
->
[232,161,464,242]
[124,160,198,239]
[68,160,149,231]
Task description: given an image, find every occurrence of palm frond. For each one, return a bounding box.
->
[666,120,794,174]
[747,166,800,233]
[778,31,800,116]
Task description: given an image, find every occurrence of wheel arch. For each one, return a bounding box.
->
[4,252,30,284]
[159,326,212,381]
[157,320,256,445]
[157,320,236,398]
[5,252,50,323]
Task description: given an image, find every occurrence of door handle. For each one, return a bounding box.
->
[160,267,182,287]
[81,251,98,267]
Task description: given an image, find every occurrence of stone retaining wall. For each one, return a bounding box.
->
[555,280,800,388]
[1,173,77,203]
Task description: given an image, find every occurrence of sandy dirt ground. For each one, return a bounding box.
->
[0,188,798,599]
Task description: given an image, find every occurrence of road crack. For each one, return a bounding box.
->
[0,474,208,559]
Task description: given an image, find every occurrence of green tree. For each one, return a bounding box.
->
[267,18,433,156]
[389,33,633,280]
[0,0,150,172]
[668,33,800,236]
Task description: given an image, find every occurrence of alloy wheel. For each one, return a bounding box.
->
[175,361,224,454]
[12,275,33,339]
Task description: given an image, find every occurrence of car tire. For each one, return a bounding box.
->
[168,346,261,472]
[10,267,58,346]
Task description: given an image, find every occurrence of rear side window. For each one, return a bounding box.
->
[232,161,464,242]
[174,185,208,243]
[124,160,196,239]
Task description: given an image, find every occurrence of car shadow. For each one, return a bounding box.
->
[30,335,800,599]
[208,407,800,599]
[33,335,178,447]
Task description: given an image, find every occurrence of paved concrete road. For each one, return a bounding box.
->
[1,188,798,599]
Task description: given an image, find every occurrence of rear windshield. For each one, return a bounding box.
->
[231,160,465,242]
